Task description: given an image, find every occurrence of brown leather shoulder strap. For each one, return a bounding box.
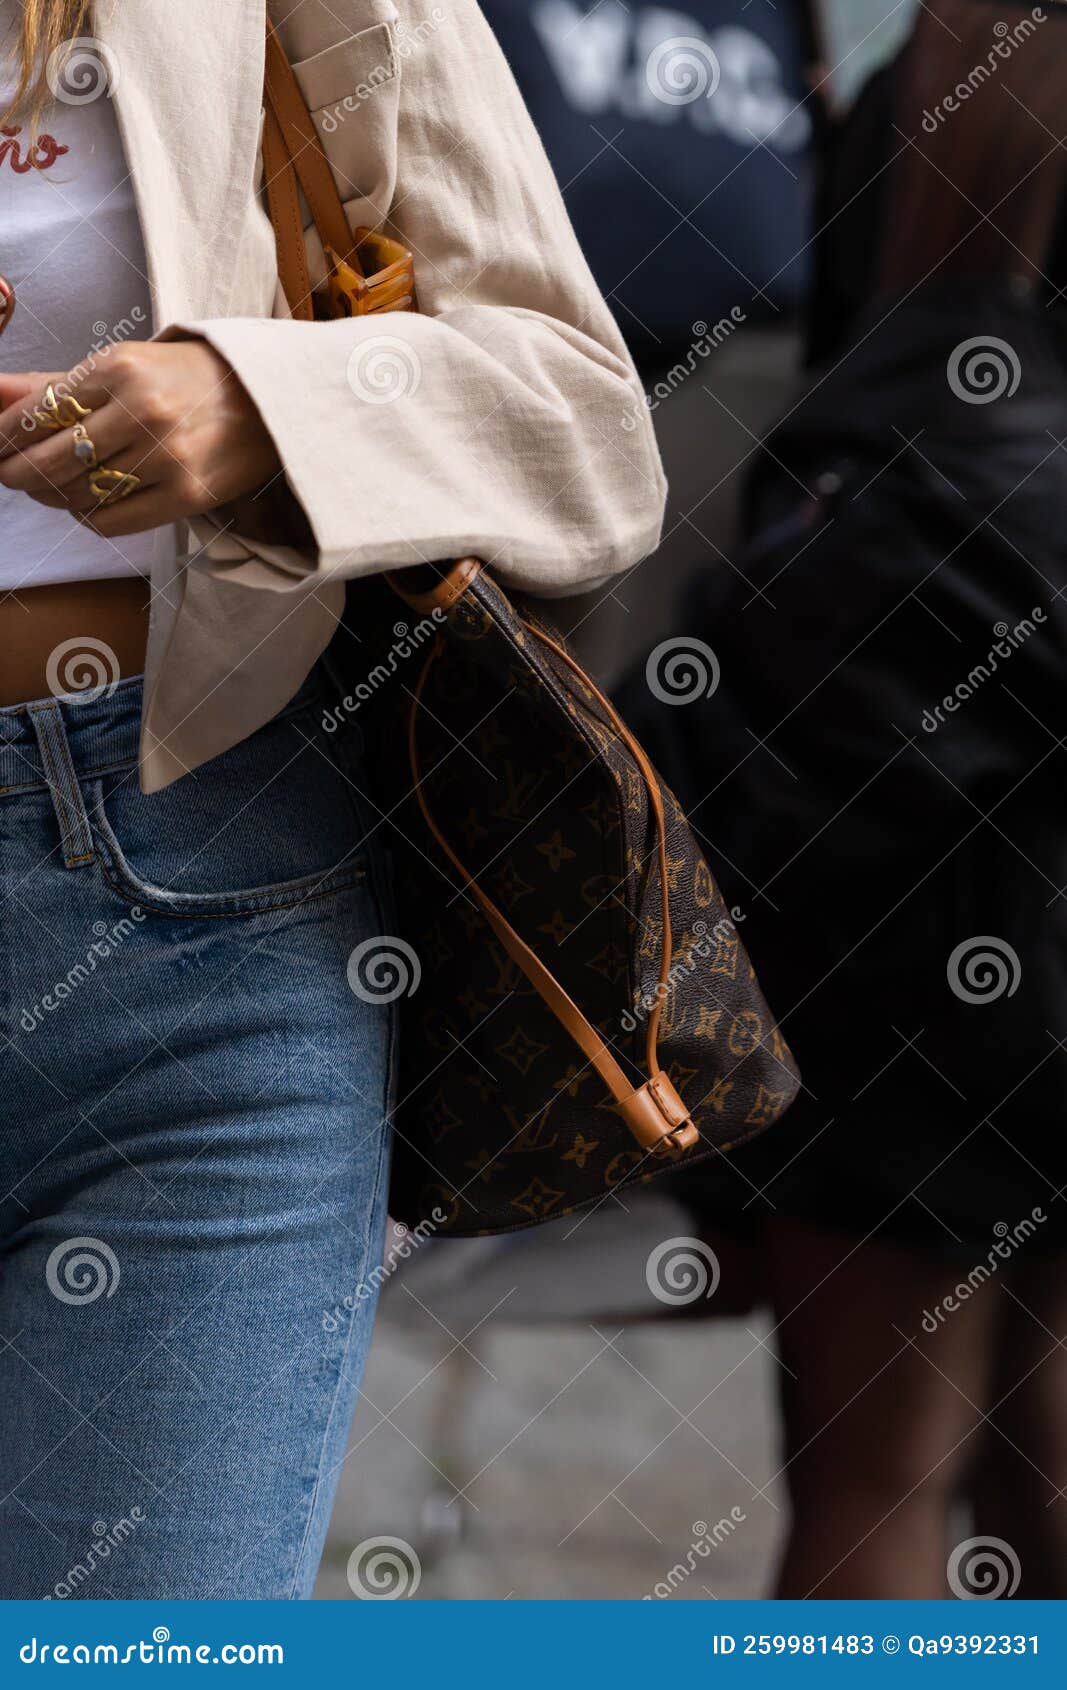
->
[262,101,315,321]
[263,18,362,286]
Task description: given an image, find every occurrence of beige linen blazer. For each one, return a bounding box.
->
[92,0,666,788]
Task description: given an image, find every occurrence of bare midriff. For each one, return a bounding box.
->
[0,577,150,707]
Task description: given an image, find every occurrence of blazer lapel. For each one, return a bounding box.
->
[95,0,269,327]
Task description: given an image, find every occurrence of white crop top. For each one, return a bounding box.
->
[0,2,172,590]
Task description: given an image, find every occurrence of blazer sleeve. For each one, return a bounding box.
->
[162,0,666,597]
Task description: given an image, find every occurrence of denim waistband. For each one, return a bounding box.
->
[0,675,146,797]
[0,668,326,798]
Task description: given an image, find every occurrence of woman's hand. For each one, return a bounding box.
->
[0,339,283,537]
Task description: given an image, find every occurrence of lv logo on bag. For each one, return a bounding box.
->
[355,563,801,1237]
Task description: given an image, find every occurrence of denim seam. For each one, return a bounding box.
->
[1,757,161,795]
[287,1011,394,1600]
[94,853,369,920]
[86,780,369,919]
[287,806,397,1599]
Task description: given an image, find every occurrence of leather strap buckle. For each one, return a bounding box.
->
[617,1072,699,1156]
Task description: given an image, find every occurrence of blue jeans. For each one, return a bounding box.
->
[0,668,394,1598]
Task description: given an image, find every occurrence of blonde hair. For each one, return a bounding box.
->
[3,1,94,128]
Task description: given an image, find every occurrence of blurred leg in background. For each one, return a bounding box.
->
[972,1259,1067,1598]
[765,1223,1000,1599]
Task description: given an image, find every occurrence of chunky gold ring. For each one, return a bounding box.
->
[71,424,98,471]
[89,466,141,506]
[34,383,92,432]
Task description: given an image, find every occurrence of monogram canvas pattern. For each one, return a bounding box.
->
[355,572,800,1236]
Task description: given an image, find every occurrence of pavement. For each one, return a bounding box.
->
[315,1194,786,1599]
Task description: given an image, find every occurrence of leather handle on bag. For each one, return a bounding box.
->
[398,575,699,1157]
[385,559,485,616]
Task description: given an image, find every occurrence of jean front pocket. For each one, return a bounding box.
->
[87,692,371,919]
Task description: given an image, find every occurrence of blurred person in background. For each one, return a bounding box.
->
[623,0,1067,1598]
[481,0,817,665]
[481,0,814,372]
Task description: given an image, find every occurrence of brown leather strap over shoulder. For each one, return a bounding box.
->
[262,19,416,320]
[262,101,315,322]
[263,19,359,271]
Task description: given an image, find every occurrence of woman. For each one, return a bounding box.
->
[0,0,664,1597]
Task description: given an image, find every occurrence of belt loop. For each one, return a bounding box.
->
[27,703,95,869]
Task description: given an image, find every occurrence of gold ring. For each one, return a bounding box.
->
[71,424,98,470]
[34,383,92,432]
[89,466,141,506]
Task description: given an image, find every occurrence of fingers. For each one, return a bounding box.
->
[0,371,112,457]
[0,402,145,499]
[74,482,181,540]
[0,345,144,456]
[0,372,32,414]
[66,461,150,516]
[0,340,268,534]
[0,373,63,456]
